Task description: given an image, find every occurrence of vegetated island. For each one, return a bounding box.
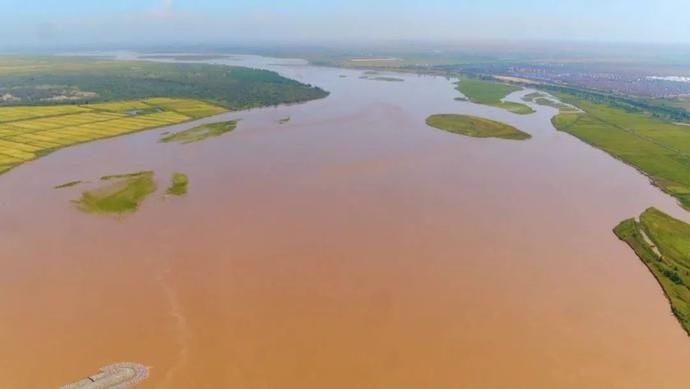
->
[551,93,690,210]
[0,57,329,176]
[426,114,531,140]
[614,208,690,336]
[54,180,82,189]
[534,97,579,113]
[74,171,156,215]
[360,75,405,82]
[160,120,238,144]
[167,172,189,196]
[455,77,534,115]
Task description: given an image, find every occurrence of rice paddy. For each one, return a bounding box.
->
[0,98,225,175]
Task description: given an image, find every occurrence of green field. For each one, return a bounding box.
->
[614,208,690,335]
[426,114,531,140]
[75,171,157,214]
[552,93,690,210]
[167,173,189,196]
[455,78,534,115]
[0,98,225,175]
[160,120,238,144]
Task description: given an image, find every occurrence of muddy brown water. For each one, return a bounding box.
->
[1,54,690,388]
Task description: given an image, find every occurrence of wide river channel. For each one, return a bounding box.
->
[1,54,690,388]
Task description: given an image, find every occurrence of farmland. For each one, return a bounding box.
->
[0,98,225,175]
[551,93,690,210]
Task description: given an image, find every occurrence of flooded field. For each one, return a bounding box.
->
[1,54,690,388]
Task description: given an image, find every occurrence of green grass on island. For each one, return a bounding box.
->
[360,75,405,82]
[167,173,189,196]
[614,208,690,336]
[455,77,534,115]
[426,114,531,140]
[552,93,690,210]
[75,171,156,214]
[160,120,238,144]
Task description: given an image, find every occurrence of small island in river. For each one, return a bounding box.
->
[160,120,238,144]
[75,171,157,215]
[426,114,531,140]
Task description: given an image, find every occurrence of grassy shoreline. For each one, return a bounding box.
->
[614,208,690,336]
[551,93,690,211]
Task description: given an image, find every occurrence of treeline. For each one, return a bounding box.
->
[0,60,329,110]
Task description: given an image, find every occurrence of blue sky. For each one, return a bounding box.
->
[3,0,690,47]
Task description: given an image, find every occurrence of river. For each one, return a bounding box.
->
[0,54,689,388]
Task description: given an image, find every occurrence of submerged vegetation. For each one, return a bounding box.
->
[160,120,238,144]
[552,93,690,210]
[426,114,531,140]
[614,208,690,336]
[75,171,156,214]
[167,173,189,196]
[54,180,82,189]
[455,77,534,115]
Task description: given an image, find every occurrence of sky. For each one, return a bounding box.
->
[3,0,690,48]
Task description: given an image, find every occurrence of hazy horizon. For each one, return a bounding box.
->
[4,0,690,50]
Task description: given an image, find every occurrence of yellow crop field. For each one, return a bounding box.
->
[142,98,227,118]
[0,106,91,123]
[0,98,226,175]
